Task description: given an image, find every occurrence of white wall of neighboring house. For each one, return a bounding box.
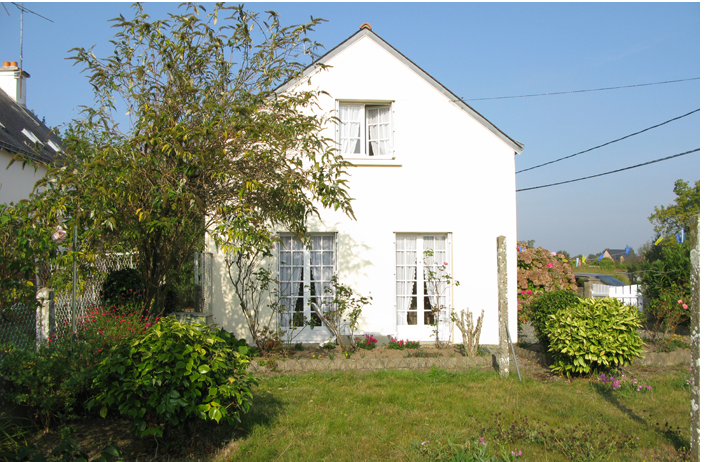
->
[0,149,46,204]
[209,31,519,346]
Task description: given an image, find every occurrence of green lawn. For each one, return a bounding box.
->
[214,365,691,462]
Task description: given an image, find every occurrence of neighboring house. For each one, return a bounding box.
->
[0,61,62,205]
[602,248,637,264]
[209,25,524,345]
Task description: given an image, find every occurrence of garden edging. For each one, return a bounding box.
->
[247,355,492,373]
[514,345,690,368]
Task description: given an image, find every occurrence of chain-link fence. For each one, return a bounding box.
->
[0,302,36,350]
[53,253,137,330]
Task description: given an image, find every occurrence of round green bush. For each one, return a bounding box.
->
[88,317,256,438]
[545,297,643,377]
[529,290,581,347]
[100,268,144,311]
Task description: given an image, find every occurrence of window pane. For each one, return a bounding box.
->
[340,104,362,155]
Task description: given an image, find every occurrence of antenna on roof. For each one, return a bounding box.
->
[6,3,53,108]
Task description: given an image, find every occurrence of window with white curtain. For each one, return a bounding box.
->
[395,234,449,326]
[339,103,393,157]
[278,234,336,329]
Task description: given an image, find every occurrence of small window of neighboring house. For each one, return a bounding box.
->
[339,103,393,157]
[47,140,62,153]
[22,128,44,148]
[278,234,337,329]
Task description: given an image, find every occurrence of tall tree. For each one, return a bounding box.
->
[649,179,700,236]
[36,3,354,316]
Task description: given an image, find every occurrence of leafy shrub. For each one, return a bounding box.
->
[545,297,643,377]
[88,317,257,438]
[598,257,616,270]
[0,308,153,429]
[529,290,581,347]
[100,268,145,313]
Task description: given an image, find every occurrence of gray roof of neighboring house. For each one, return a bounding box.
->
[0,88,63,165]
[276,26,524,155]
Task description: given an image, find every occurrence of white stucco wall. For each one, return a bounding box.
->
[210,33,518,346]
[0,149,46,204]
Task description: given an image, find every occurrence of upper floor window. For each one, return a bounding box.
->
[339,103,393,157]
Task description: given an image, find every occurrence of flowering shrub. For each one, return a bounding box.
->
[355,334,378,350]
[517,242,577,323]
[387,337,420,350]
[0,306,156,429]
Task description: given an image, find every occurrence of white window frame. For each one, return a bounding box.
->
[277,233,337,334]
[394,233,453,340]
[337,101,395,161]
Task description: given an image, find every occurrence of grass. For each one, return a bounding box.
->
[7,364,690,461]
[210,365,691,462]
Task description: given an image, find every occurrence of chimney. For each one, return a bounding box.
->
[0,61,30,107]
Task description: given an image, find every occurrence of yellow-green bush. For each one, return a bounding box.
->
[545,297,643,377]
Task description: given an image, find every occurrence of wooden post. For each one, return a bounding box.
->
[690,215,700,461]
[497,235,510,378]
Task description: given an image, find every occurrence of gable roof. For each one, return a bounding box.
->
[277,26,524,154]
[0,87,62,165]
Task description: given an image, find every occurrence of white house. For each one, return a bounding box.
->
[209,25,523,346]
[0,61,61,205]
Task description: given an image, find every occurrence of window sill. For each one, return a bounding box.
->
[343,157,402,167]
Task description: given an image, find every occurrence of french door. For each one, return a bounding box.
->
[395,234,451,341]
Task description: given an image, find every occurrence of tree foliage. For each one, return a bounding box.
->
[649,179,699,236]
[36,4,354,316]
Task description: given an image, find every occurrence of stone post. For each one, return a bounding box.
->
[35,288,55,347]
[690,215,700,461]
[497,235,510,378]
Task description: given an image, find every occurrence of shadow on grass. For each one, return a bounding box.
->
[591,382,690,456]
[235,391,286,436]
[590,382,648,426]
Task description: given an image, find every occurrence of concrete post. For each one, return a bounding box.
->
[497,235,510,378]
[690,215,700,460]
[35,288,55,347]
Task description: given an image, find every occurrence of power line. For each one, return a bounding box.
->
[517,148,699,192]
[10,2,54,22]
[516,109,700,174]
[458,77,699,102]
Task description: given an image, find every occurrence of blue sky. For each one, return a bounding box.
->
[1,2,700,257]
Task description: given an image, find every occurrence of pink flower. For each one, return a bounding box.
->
[683,304,689,309]
[547,263,554,269]
[678,300,683,304]
[443,262,448,266]
[551,252,557,256]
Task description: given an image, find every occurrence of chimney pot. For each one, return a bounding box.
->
[2,62,9,68]
[9,61,18,67]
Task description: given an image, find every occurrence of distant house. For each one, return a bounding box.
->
[209,24,524,345]
[0,61,62,204]
[601,248,637,264]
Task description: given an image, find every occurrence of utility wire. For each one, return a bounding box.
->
[459,77,699,102]
[11,2,53,22]
[517,109,700,174]
[517,148,699,192]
